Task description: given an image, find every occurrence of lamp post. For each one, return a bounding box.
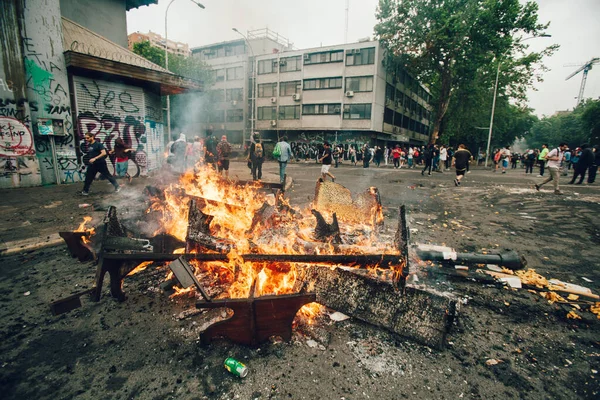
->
[232,28,255,148]
[484,34,551,168]
[165,0,205,142]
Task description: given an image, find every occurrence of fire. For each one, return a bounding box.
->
[127,261,153,277]
[74,216,95,243]
[150,165,402,320]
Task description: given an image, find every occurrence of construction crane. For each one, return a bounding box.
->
[565,57,599,106]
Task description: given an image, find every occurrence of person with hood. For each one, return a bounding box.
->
[171,133,188,173]
[569,144,595,185]
[248,132,264,181]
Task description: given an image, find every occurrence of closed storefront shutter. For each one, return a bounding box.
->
[73,76,165,176]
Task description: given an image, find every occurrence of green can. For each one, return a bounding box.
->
[224,357,248,378]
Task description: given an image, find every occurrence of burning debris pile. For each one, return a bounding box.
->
[56,166,461,348]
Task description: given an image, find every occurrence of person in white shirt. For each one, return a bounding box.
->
[440,145,448,171]
[535,142,568,195]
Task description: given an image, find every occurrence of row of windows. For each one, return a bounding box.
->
[256,47,376,75]
[196,43,246,60]
[210,66,244,82]
[389,69,430,102]
[385,83,431,120]
[202,109,244,124]
[257,103,372,120]
[383,107,430,135]
[208,88,244,103]
[256,76,373,97]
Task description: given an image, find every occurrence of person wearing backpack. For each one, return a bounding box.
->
[274,136,293,185]
[248,133,264,181]
[216,135,232,178]
[204,127,217,169]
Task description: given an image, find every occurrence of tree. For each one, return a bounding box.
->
[132,41,214,134]
[375,0,555,143]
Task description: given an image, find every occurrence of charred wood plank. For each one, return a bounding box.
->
[294,266,458,349]
[101,252,406,268]
[311,209,342,244]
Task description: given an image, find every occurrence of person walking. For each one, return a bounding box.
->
[569,144,594,185]
[216,135,232,178]
[80,132,120,195]
[170,133,188,173]
[537,144,549,177]
[500,146,511,174]
[535,143,568,194]
[274,136,293,185]
[391,145,401,169]
[588,145,599,184]
[204,127,218,170]
[440,145,448,171]
[362,144,371,168]
[452,144,472,186]
[524,149,536,174]
[318,142,335,182]
[349,146,357,166]
[112,137,134,183]
[248,133,265,181]
[421,144,434,176]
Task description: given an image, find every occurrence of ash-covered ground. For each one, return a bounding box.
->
[1,161,599,400]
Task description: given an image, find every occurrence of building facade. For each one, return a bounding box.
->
[128,31,191,57]
[190,29,293,145]
[191,32,432,148]
[0,0,200,189]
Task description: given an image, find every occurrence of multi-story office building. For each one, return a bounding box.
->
[190,29,293,145]
[128,31,191,57]
[191,30,432,147]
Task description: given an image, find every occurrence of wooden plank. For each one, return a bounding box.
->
[295,266,458,349]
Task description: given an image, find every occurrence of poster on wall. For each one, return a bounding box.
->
[37,118,54,135]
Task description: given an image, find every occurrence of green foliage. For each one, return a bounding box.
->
[132,40,214,134]
[526,100,600,149]
[375,0,556,143]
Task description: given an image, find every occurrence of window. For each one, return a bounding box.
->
[226,109,243,122]
[214,69,225,82]
[226,88,243,102]
[304,50,344,65]
[302,104,341,115]
[257,106,277,120]
[209,110,224,123]
[258,59,276,74]
[395,111,404,127]
[346,47,375,66]
[280,81,301,96]
[384,108,394,124]
[385,84,395,102]
[345,76,374,92]
[303,77,343,90]
[396,91,404,108]
[257,83,277,98]
[343,104,372,119]
[226,66,244,81]
[280,56,301,72]
[210,89,225,103]
[402,114,409,129]
[279,105,301,119]
[224,43,246,57]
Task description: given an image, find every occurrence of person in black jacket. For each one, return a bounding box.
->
[569,144,594,184]
[588,145,599,184]
[421,144,434,176]
[247,133,265,181]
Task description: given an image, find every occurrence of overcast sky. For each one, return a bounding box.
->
[127,0,600,117]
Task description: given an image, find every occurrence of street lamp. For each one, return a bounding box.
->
[484,34,551,168]
[232,28,256,147]
[165,0,205,142]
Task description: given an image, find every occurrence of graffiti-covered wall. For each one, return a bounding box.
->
[22,0,76,186]
[74,76,164,176]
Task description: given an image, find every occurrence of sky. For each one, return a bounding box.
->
[127,0,600,117]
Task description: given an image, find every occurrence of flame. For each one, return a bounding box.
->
[127,261,153,277]
[149,165,402,322]
[74,216,95,244]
